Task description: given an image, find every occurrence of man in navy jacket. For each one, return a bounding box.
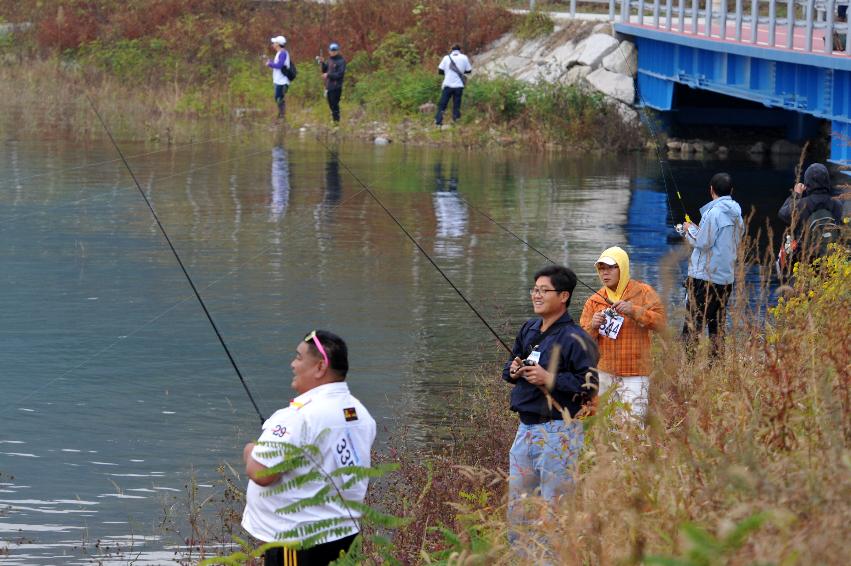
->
[503,264,598,529]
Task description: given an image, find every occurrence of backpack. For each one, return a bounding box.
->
[805,207,841,259]
[282,58,297,81]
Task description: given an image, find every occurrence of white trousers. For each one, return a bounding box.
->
[598,372,649,421]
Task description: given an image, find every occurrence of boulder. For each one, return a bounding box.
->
[602,41,637,76]
[562,65,592,86]
[519,37,548,58]
[492,55,531,76]
[701,140,717,151]
[586,68,635,104]
[748,141,767,154]
[374,136,391,145]
[613,100,639,125]
[681,142,694,153]
[771,139,802,155]
[577,34,620,67]
[666,139,683,150]
[565,38,588,66]
[419,102,437,114]
[547,40,577,67]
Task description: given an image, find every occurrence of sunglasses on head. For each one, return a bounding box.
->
[304,330,330,368]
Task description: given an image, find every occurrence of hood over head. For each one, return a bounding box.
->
[803,163,830,192]
[596,246,630,302]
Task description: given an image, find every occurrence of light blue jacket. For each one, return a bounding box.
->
[686,196,743,285]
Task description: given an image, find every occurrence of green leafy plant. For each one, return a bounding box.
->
[644,513,771,566]
[515,10,555,40]
[199,432,407,565]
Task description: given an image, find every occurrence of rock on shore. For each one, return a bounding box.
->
[475,22,639,126]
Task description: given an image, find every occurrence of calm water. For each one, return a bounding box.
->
[0,122,793,562]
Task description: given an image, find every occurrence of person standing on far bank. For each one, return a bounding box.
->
[241,330,376,565]
[435,44,471,127]
[316,43,346,124]
[266,35,291,120]
[681,172,743,356]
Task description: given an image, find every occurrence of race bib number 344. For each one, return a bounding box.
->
[599,311,624,340]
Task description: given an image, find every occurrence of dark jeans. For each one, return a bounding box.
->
[274,83,289,117]
[264,533,357,566]
[682,277,733,356]
[435,86,464,125]
[327,88,342,123]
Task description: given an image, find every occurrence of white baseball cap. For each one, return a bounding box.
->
[270,36,287,46]
[596,256,618,266]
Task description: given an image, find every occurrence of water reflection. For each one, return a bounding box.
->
[269,145,290,222]
[323,150,342,206]
[432,161,468,257]
[0,131,795,563]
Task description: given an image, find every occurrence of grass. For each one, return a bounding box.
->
[0,58,642,151]
[358,235,850,564]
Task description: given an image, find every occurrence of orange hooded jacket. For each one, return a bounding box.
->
[580,251,666,377]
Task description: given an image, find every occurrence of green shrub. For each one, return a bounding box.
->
[515,10,554,40]
[76,38,172,84]
[225,58,268,107]
[464,76,528,121]
[372,31,421,69]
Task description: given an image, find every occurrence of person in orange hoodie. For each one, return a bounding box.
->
[580,246,666,421]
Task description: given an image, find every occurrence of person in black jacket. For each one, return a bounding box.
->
[316,43,347,124]
[503,264,598,530]
[779,163,843,229]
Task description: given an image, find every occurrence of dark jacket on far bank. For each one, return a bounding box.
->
[321,54,346,90]
[778,163,843,232]
[502,311,599,421]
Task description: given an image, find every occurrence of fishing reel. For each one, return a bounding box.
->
[522,358,537,367]
[603,306,618,319]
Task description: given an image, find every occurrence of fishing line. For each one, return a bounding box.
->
[455,195,614,304]
[614,42,691,225]
[85,93,265,424]
[3,182,373,417]
[0,129,261,189]
[310,135,514,353]
[0,144,277,228]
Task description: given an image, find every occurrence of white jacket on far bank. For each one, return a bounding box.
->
[438,50,472,89]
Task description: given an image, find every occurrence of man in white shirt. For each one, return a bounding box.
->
[242,330,376,565]
[435,44,472,126]
[266,35,292,120]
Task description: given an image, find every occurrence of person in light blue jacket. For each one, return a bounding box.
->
[680,172,743,355]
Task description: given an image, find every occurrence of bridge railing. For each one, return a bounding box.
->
[588,0,850,55]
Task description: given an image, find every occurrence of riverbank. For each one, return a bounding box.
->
[0,0,646,151]
[199,243,851,565]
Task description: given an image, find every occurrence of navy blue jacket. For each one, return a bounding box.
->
[321,55,346,90]
[502,311,599,420]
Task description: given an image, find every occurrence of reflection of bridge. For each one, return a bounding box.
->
[559,1,851,164]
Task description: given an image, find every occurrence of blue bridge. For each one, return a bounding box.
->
[594,0,851,165]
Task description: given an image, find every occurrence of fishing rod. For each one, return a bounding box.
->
[614,42,692,226]
[85,93,266,424]
[309,135,583,413]
[2,145,278,230]
[456,196,614,305]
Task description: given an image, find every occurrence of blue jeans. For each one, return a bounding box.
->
[508,420,584,528]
